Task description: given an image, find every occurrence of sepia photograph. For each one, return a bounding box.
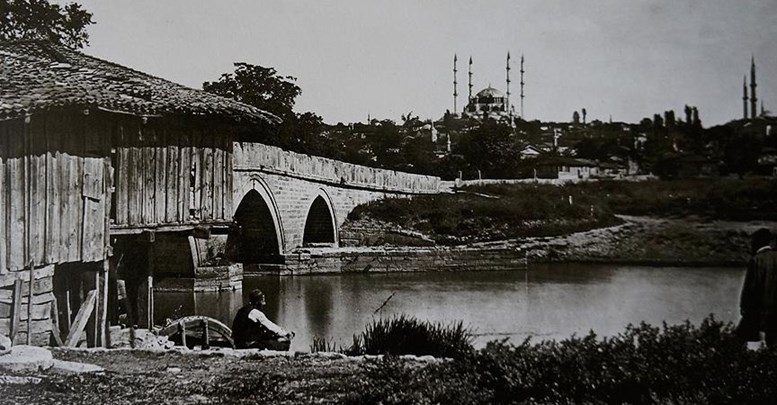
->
[1,0,777,403]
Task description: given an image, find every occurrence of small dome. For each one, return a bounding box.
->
[475,87,505,98]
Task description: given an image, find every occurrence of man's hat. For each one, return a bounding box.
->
[249,289,265,305]
[752,228,773,254]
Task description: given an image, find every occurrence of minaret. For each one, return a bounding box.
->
[751,56,758,119]
[520,54,525,118]
[743,75,749,119]
[453,54,458,113]
[468,56,473,101]
[506,52,511,118]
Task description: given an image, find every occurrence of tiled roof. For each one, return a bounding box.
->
[0,40,281,126]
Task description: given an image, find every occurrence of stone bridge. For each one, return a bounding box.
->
[229,143,440,265]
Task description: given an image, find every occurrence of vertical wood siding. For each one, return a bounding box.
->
[0,113,111,272]
[111,120,233,228]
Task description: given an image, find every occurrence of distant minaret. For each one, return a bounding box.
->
[751,56,758,119]
[468,56,473,101]
[743,75,749,119]
[453,54,458,113]
[519,54,525,118]
[506,52,511,118]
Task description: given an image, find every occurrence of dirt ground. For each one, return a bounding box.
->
[0,349,372,404]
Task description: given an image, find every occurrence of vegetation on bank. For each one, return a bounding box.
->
[344,316,777,405]
[313,315,474,360]
[346,178,777,244]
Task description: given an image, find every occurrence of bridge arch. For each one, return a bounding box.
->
[302,189,338,247]
[230,176,285,263]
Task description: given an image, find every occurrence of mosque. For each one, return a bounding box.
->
[742,56,770,119]
[452,53,523,122]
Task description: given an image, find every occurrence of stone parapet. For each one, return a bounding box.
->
[233,142,440,194]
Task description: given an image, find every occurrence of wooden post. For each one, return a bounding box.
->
[26,264,33,345]
[129,325,136,349]
[93,271,99,346]
[147,233,155,329]
[203,319,210,350]
[10,279,23,343]
[100,259,109,347]
[178,320,187,348]
[65,290,72,331]
[146,275,153,329]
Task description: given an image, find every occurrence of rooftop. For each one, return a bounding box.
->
[0,40,280,126]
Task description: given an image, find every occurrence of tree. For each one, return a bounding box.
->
[0,0,93,48]
[204,63,336,153]
[456,119,518,178]
[203,62,301,123]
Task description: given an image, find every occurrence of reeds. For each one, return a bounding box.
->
[347,314,473,359]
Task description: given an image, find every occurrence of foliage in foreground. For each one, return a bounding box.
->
[346,316,777,405]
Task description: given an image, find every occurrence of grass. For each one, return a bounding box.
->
[348,184,619,244]
[346,178,777,245]
[346,315,777,405]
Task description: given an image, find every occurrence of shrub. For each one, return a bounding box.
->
[347,316,777,405]
[346,315,474,360]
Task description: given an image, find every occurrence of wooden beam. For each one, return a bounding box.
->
[65,289,96,347]
[50,297,63,347]
[98,260,108,347]
[178,320,187,348]
[9,279,22,342]
[26,264,33,344]
[65,290,72,331]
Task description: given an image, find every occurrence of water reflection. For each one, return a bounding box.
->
[154,264,744,351]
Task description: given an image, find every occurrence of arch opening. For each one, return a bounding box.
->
[303,196,336,246]
[230,189,282,264]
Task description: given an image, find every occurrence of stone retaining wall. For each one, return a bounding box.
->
[247,247,528,276]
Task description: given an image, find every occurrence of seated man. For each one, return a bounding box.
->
[232,289,294,350]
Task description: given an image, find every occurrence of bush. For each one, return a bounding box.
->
[346,315,474,360]
[347,316,777,405]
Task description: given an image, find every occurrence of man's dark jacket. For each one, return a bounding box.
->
[739,247,777,340]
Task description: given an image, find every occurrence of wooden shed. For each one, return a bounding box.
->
[0,41,278,346]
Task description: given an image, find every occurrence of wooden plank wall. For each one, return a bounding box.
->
[0,112,110,343]
[0,113,110,272]
[111,120,234,228]
[0,265,56,345]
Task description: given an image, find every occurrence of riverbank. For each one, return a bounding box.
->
[329,215,768,272]
[340,178,777,267]
[492,215,770,266]
[5,317,777,404]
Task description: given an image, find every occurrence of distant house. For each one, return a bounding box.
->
[533,157,599,181]
[757,147,777,176]
[518,144,543,159]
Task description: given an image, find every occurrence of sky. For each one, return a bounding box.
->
[67,0,777,126]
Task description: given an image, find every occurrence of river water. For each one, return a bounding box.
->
[154,263,745,351]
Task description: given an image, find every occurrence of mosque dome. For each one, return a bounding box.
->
[475,87,505,98]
